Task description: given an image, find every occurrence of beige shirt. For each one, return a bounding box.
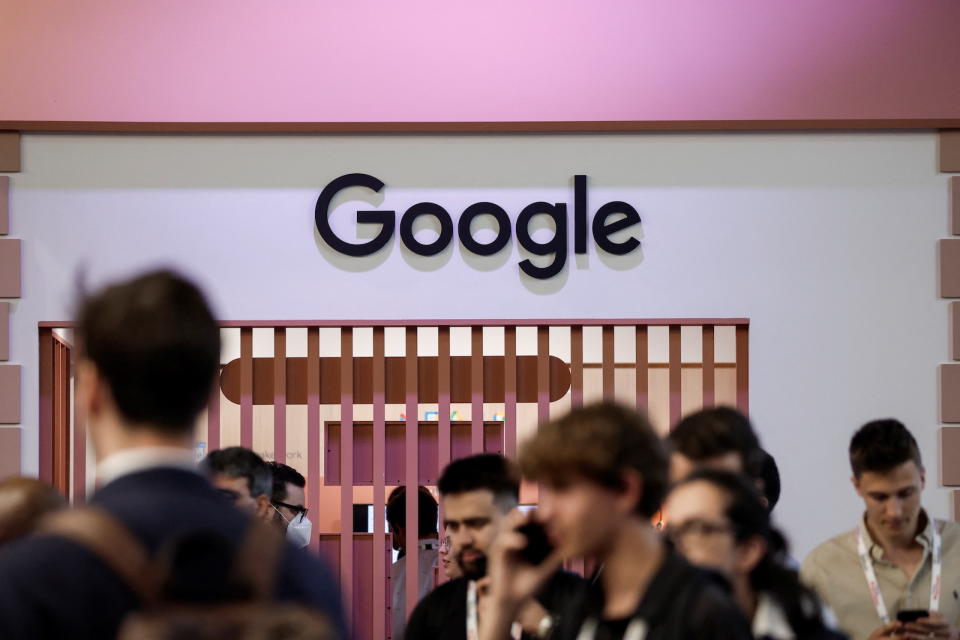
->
[801,512,960,640]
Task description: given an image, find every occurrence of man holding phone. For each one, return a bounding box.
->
[802,420,960,640]
[404,454,584,640]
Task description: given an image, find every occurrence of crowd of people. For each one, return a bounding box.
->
[0,268,955,640]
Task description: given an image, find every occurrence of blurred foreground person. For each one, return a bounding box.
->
[802,420,960,640]
[0,477,65,546]
[202,446,274,522]
[406,454,584,640]
[664,469,845,639]
[481,403,752,640]
[0,270,346,640]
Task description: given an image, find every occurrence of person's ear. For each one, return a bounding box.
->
[617,468,644,516]
[255,495,272,521]
[76,359,101,420]
[735,535,767,575]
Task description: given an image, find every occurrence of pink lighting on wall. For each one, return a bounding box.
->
[1,0,958,127]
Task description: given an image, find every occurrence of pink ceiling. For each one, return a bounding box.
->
[1,0,958,124]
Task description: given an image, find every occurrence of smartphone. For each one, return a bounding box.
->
[896,609,929,623]
[517,521,554,565]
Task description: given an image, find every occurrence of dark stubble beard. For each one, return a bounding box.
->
[456,549,488,580]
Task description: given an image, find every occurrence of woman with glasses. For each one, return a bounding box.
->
[663,468,845,640]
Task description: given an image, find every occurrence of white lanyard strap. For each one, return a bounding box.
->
[575,616,648,640]
[856,519,942,624]
[466,581,521,640]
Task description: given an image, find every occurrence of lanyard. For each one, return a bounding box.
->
[856,518,942,624]
[575,617,648,640]
[466,581,521,640]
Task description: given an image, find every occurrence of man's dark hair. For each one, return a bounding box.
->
[757,449,781,513]
[202,447,272,498]
[75,269,220,433]
[437,454,520,511]
[668,407,762,477]
[268,461,305,503]
[849,419,922,478]
[521,403,667,519]
[386,486,438,537]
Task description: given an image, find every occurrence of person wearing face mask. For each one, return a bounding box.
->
[664,469,845,640]
[268,461,312,549]
[801,420,960,640]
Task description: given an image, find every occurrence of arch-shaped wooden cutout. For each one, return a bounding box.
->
[219,355,571,405]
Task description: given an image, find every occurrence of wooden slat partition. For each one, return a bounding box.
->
[736,325,750,413]
[503,326,517,458]
[307,328,321,553]
[38,328,53,484]
[602,325,614,400]
[372,327,387,640]
[274,328,286,462]
[72,359,86,503]
[571,326,584,408]
[53,339,70,495]
[207,374,221,452]
[668,325,682,427]
[471,327,483,453]
[702,326,715,408]
[635,326,648,410]
[537,327,550,424]
[404,328,420,618]
[340,329,355,621]
[239,327,253,448]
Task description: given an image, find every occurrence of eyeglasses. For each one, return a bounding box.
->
[664,518,735,544]
[272,500,309,524]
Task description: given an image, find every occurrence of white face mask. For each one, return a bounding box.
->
[273,504,313,549]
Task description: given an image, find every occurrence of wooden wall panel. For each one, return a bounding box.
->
[941,239,960,298]
[0,301,8,361]
[0,133,19,173]
[940,427,960,486]
[943,130,960,173]
[0,428,19,478]
[943,364,960,423]
[0,176,8,235]
[0,364,20,423]
[0,239,21,298]
[953,302,960,361]
[952,177,960,235]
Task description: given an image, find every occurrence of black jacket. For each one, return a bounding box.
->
[405,570,587,640]
[0,467,348,640]
[553,552,753,640]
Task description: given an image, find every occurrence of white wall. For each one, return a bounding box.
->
[7,132,950,559]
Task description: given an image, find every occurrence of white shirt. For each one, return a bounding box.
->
[96,446,198,487]
[753,592,795,640]
[390,538,439,640]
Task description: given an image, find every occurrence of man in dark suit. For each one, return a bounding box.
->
[0,269,347,640]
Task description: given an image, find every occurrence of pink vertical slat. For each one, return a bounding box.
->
[340,329,354,622]
[635,326,648,410]
[72,358,86,504]
[438,327,452,471]
[404,328,420,618]
[38,329,53,484]
[274,328,286,462]
[503,326,517,458]
[736,325,749,413]
[602,325,614,401]
[307,328,321,553]
[537,327,549,423]
[668,325,681,428]
[702,326,715,408]
[372,327,387,640]
[471,327,483,454]
[571,326,584,408]
[207,370,221,452]
[239,327,253,448]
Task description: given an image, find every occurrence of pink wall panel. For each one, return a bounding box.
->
[0,239,20,298]
[941,240,960,299]
[1,1,959,126]
[0,365,21,424]
[0,428,20,478]
[941,427,960,487]
[942,364,960,423]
